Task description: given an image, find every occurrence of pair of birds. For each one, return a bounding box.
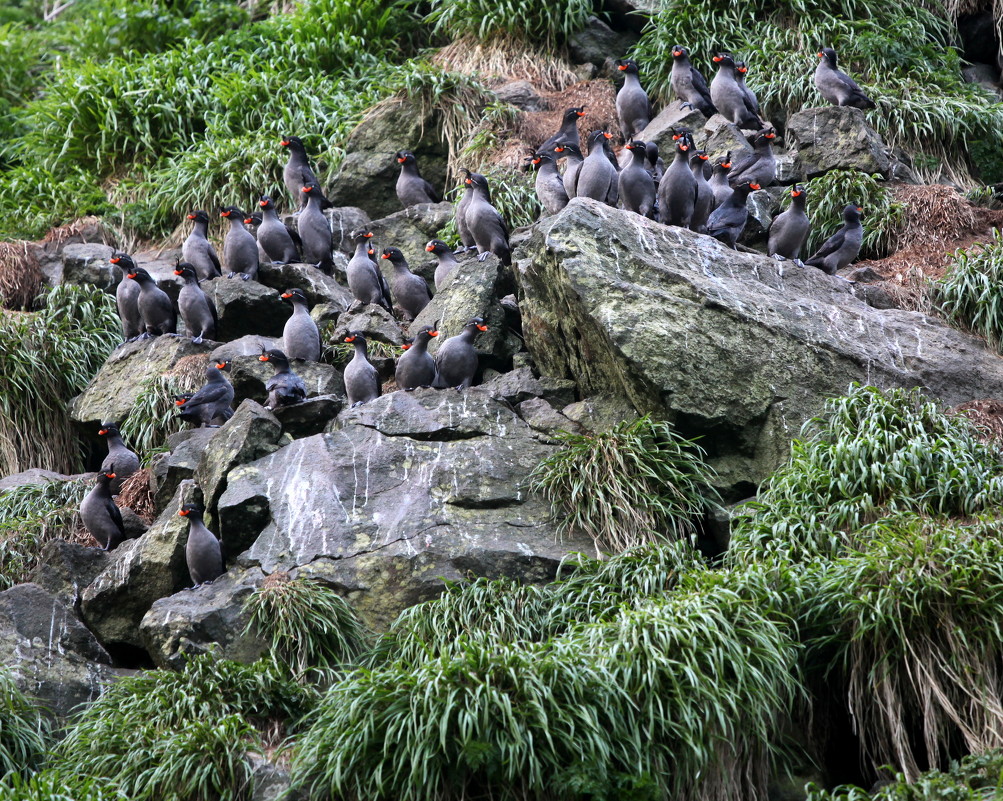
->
[343,317,488,407]
[766,186,865,275]
[79,421,143,551]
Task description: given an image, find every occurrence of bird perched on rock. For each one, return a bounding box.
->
[728,127,778,188]
[538,106,586,155]
[280,288,320,361]
[658,134,698,229]
[180,360,234,427]
[805,202,864,275]
[219,207,259,281]
[554,142,585,200]
[706,180,760,248]
[576,130,619,207]
[708,153,734,209]
[259,348,307,409]
[343,332,381,407]
[396,325,438,390]
[670,45,715,116]
[645,141,665,186]
[434,317,487,390]
[298,182,333,274]
[381,246,431,321]
[689,150,714,233]
[255,196,301,264]
[710,53,762,129]
[347,229,392,311]
[97,423,139,494]
[182,211,222,280]
[530,150,569,217]
[463,172,511,266]
[395,150,439,207]
[281,135,324,211]
[179,503,223,587]
[768,185,811,265]
[814,47,876,109]
[426,239,460,291]
[174,262,217,344]
[127,266,176,338]
[619,140,656,218]
[455,169,490,254]
[734,61,761,119]
[242,212,272,266]
[81,470,126,551]
[615,59,651,142]
[110,252,141,341]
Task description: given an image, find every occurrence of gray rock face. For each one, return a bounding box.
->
[494,81,547,112]
[273,395,343,439]
[140,566,268,669]
[516,198,1003,493]
[229,357,345,410]
[61,243,117,292]
[204,277,289,340]
[151,428,218,512]
[786,106,890,178]
[325,207,371,255]
[221,389,593,629]
[256,262,353,310]
[28,540,110,608]
[567,17,638,69]
[69,336,213,428]
[701,114,754,163]
[369,202,454,284]
[638,102,707,156]
[328,98,449,220]
[0,468,74,492]
[0,583,117,718]
[210,335,282,362]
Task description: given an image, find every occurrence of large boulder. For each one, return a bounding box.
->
[701,114,754,162]
[637,101,707,156]
[61,243,117,292]
[786,106,891,178]
[515,198,1003,494]
[256,261,353,310]
[0,583,118,718]
[369,202,455,283]
[140,565,268,669]
[327,98,449,220]
[151,428,218,512]
[325,207,371,255]
[221,389,593,629]
[69,336,213,428]
[29,540,110,607]
[229,357,345,409]
[203,277,289,340]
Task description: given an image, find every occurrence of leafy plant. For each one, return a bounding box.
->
[803,170,904,259]
[0,669,49,777]
[530,415,721,552]
[0,285,119,475]
[243,572,371,682]
[0,772,128,801]
[800,514,1003,780]
[728,384,1003,567]
[426,0,593,48]
[935,229,1003,351]
[0,477,89,589]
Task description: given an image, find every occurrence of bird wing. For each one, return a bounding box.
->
[107,498,124,534]
[728,150,758,179]
[207,244,222,276]
[691,66,715,109]
[808,227,846,263]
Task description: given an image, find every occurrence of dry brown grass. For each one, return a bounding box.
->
[853,184,1003,310]
[41,215,115,248]
[117,468,156,523]
[0,241,43,310]
[432,33,579,94]
[950,399,1003,444]
[169,353,212,388]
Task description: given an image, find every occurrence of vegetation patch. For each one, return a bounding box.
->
[803,171,904,260]
[0,669,49,778]
[935,229,1003,352]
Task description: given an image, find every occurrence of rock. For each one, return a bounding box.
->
[701,115,754,162]
[140,566,268,670]
[495,81,547,112]
[846,266,884,283]
[516,198,1003,492]
[327,97,449,220]
[273,395,343,439]
[61,243,117,292]
[786,106,890,178]
[256,261,353,310]
[121,508,149,539]
[204,277,289,340]
[0,583,118,719]
[962,63,1002,98]
[775,152,803,184]
[229,357,345,410]
[249,755,307,801]
[326,207,371,255]
[210,334,282,362]
[0,468,75,492]
[194,400,283,517]
[332,304,403,345]
[134,248,185,302]
[561,393,639,432]
[603,0,659,30]
[516,397,583,436]
[28,539,110,606]
[567,17,638,68]
[369,202,455,283]
[80,481,199,650]
[411,253,520,369]
[151,428,218,512]
[853,283,899,310]
[638,101,707,156]
[69,336,213,428]
[744,187,785,244]
[480,367,556,405]
[223,389,594,629]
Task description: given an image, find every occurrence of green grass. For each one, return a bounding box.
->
[243,572,371,683]
[120,368,208,465]
[0,669,49,778]
[0,285,120,475]
[426,0,593,47]
[728,384,1003,567]
[803,170,904,259]
[0,772,128,801]
[0,477,89,590]
[935,229,1003,351]
[529,415,721,553]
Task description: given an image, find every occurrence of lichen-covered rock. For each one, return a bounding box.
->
[0,583,117,718]
[203,277,289,340]
[786,106,890,178]
[29,540,110,607]
[516,198,1003,492]
[256,262,353,310]
[69,336,213,428]
[325,207,371,255]
[332,304,403,345]
[638,101,707,157]
[516,397,582,436]
[370,202,455,284]
[151,428,218,512]
[80,481,198,649]
[222,389,593,629]
[210,335,282,362]
[229,357,345,409]
[701,114,754,162]
[140,566,268,669]
[61,243,117,292]
[480,366,576,407]
[273,395,343,439]
[568,17,638,69]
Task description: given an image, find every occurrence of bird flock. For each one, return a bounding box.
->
[82,43,875,586]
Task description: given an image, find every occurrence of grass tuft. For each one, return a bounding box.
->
[803,171,904,259]
[934,229,1003,352]
[0,241,43,310]
[425,0,593,48]
[0,669,49,778]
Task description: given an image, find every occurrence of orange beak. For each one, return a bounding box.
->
[179,509,189,516]
[673,50,682,57]
[381,253,390,259]
[259,200,267,207]
[98,429,108,435]
[110,257,120,264]
[221,210,230,217]
[425,244,435,252]
[713,55,723,62]
[699,154,708,160]
[680,144,689,151]
[175,398,187,406]
[281,292,292,298]
[765,132,776,139]
[476,324,488,332]
[817,52,824,59]
[280,139,290,146]
[187,213,196,219]
[576,111,585,117]
[722,162,731,169]
[215,362,226,369]
[302,186,311,193]
[430,330,439,336]
[344,335,356,343]
[397,157,406,163]
[259,355,269,361]
[792,190,802,197]
[127,272,138,279]
[603,132,611,139]
[243,218,253,225]
[750,183,761,190]
[174,269,183,275]
[617,64,627,71]
[363,232,373,238]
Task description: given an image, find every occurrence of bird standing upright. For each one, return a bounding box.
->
[814,47,876,109]
[615,59,651,142]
